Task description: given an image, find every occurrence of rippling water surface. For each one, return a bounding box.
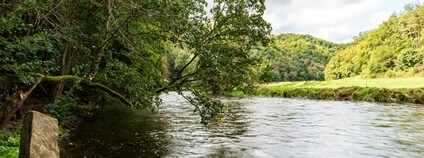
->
[62,92,424,157]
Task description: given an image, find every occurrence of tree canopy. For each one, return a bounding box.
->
[0,0,271,126]
[258,33,342,82]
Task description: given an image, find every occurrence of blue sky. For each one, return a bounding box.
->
[263,0,423,43]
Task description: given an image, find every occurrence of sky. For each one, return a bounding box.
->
[263,0,423,43]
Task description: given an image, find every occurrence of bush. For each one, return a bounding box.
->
[72,101,100,120]
[385,70,397,78]
[0,130,20,158]
[44,92,78,124]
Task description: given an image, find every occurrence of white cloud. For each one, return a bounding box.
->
[204,0,420,43]
[369,11,393,28]
[316,26,352,43]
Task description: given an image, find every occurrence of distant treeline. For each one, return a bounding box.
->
[257,34,343,82]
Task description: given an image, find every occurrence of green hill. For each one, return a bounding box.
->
[325,3,424,80]
[259,33,343,82]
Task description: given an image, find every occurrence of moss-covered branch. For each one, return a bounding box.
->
[43,74,132,106]
[0,70,132,106]
[44,74,132,106]
[83,82,132,106]
[41,75,80,82]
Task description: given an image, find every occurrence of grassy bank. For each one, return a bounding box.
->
[262,76,424,90]
[232,77,424,104]
[260,87,424,104]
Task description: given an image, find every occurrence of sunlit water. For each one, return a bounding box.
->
[62,92,424,158]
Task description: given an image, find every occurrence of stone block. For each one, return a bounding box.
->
[19,111,59,158]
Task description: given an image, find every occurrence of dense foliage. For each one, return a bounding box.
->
[258,34,341,82]
[325,3,424,80]
[0,130,19,157]
[162,0,272,95]
[0,0,271,128]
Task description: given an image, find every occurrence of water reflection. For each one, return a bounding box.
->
[62,92,424,158]
[61,106,171,158]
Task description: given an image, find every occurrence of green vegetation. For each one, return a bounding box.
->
[251,3,424,104]
[258,33,342,82]
[227,90,247,97]
[0,0,272,153]
[0,130,19,158]
[325,3,424,80]
[0,0,271,128]
[2,0,424,156]
[44,92,78,124]
[259,87,424,104]
[256,77,424,104]
[263,76,424,90]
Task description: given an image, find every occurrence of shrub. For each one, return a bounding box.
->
[385,70,397,78]
[44,92,78,124]
[0,130,20,158]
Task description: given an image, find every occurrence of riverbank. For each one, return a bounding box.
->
[0,101,100,157]
[231,77,424,104]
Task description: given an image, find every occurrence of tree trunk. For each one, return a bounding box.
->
[52,45,74,102]
[212,84,221,95]
[0,78,43,129]
[87,0,113,82]
[52,82,65,102]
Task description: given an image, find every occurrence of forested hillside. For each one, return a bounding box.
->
[325,3,424,80]
[259,34,342,82]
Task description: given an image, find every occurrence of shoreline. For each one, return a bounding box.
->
[230,87,424,105]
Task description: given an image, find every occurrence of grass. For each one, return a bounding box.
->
[227,90,247,97]
[262,76,424,90]
[228,77,424,104]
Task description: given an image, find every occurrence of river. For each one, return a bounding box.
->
[62,92,424,157]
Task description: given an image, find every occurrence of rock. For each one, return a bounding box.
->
[121,142,136,147]
[68,142,76,148]
[19,111,59,158]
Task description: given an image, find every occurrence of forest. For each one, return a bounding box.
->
[0,0,271,130]
[0,1,272,155]
[257,33,342,82]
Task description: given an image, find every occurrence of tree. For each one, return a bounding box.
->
[0,0,272,127]
[0,0,205,127]
[256,34,341,82]
[158,0,272,95]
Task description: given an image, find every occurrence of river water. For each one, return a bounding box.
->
[62,92,424,158]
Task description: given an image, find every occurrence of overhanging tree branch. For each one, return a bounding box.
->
[0,70,132,106]
[44,75,132,106]
[0,77,43,129]
[82,82,131,106]
[156,54,198,94]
